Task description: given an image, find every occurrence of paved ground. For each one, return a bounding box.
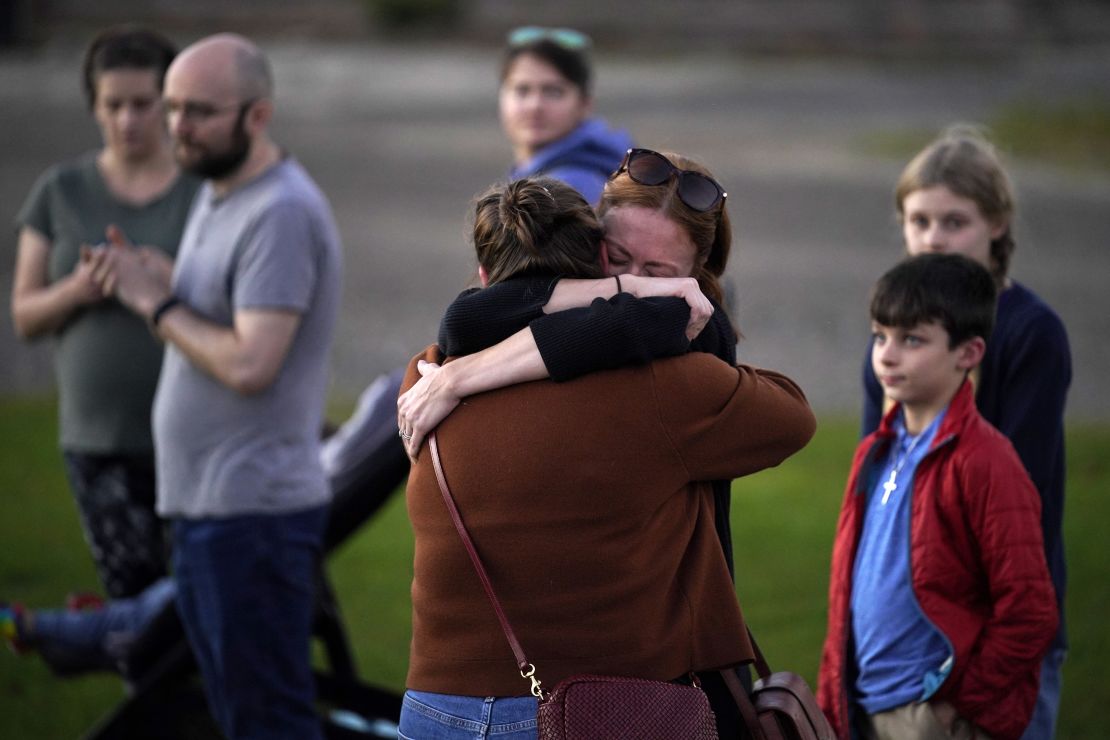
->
[2,39,1108,419]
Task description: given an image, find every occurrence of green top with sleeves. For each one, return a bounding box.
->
[16,152,201,453]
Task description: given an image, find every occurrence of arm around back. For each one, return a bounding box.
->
[652,353,816,482]
[396,329,549,458]
[438,277,559,357]
[532,293,692,380]
[438,275,718,378]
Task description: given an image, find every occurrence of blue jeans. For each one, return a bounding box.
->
[399,691,538,739]
[31,576,175,674]
[173,505,327,740]
[1020,647,1066,740]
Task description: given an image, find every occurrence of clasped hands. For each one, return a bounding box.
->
[81,224,175,322]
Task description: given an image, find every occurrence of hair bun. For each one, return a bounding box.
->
[471,176,603,285]
[499,180,556,254]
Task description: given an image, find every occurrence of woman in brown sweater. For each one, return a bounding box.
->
[398,176,815,740]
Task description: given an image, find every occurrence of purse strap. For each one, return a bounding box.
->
[428,431,772,707]
[428,433,546,698]
[746,627,773,679]
[722,669,766,738]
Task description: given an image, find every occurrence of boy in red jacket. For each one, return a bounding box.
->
[818,253,1057,740]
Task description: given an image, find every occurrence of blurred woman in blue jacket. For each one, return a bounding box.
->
[499,26,632,205]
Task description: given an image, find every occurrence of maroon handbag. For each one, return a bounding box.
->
[428,433,833,740]
[537,674,720,739]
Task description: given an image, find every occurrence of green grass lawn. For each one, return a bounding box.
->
[2,396,1107,738]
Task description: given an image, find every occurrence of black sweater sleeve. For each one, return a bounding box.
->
[531,293,692,381]
[689,298,737,365]
[437,276,561,357]
[438,275,737,382]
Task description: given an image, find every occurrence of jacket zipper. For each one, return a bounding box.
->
[903,433,958,701]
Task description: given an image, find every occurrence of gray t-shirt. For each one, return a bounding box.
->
[15,153,201,453]
[152,158,342,518]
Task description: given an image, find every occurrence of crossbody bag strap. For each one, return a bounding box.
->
[721,668,765,739]
[428,433,545,697]
[717,628,774,739]
[746,626,773,680]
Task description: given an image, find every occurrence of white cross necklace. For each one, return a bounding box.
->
[880,431,928,505]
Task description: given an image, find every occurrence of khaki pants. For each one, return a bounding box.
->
[862,702,993,740]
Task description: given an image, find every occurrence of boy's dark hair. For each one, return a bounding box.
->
[871,253,997,348]
[82,26,178,109]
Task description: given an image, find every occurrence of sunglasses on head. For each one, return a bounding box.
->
[613,148,727,213]
[507,26,592,51]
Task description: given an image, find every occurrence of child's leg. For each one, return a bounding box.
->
[27,576,175,674]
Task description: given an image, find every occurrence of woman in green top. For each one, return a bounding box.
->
[10,27,201,598]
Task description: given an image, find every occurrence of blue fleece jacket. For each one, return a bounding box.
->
[509,118,633,205]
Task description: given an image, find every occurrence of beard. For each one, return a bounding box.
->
[177,107,252,180]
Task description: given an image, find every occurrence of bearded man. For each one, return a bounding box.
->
[97,33,342,739]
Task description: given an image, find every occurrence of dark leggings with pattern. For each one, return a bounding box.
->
[62,452,168,599]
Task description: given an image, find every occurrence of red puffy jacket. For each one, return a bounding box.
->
[818,381,1057,740]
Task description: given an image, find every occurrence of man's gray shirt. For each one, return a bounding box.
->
[153,158,342,518]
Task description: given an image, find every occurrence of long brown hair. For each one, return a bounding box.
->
[473,177,605,285]
[598,151,732,307]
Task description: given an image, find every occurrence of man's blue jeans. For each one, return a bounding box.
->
[399,690,538,739]
[173,505,327,740]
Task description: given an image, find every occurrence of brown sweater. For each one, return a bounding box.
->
[403,345,816,696]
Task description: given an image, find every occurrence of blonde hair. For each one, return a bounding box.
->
[895,125,1015,283]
